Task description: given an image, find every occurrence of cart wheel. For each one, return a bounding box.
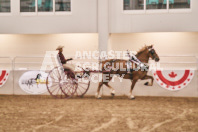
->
[62,69,78,98]
[46,66,77,99]
[75,68,90,97]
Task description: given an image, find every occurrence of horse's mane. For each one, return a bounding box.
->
[136,45,148,56]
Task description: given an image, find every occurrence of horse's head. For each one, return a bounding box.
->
[147,45,160,62]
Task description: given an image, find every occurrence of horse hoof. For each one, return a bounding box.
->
[111,93,115,96]
[144,82,149,86]
[97,97,102,99]
[130,97,135,100]
[128,95,135,100]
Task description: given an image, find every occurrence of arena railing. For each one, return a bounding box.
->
[158,55,198,70]
[0,56,13,69]
[10,55,198,73]
[0,55,198,95]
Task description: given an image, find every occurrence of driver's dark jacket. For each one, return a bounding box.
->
[58,52,66,64]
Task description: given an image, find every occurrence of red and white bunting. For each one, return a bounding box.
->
[152,69,194,91]
[0,70,10,88]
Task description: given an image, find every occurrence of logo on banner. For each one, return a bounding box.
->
[19,71,52,94]
[0,70,9,87]
[152,69,194,91]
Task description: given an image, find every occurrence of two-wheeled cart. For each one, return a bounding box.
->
[46,66,90,99]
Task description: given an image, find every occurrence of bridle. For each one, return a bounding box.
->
[126,46,159,71]
[148,47,157,59]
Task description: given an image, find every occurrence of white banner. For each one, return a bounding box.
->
[19,71,52,94]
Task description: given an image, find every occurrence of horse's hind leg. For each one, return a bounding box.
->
[129,78,138,99]
[103,74,115,96]
[95,82,103,99]
[104,82,115,97]
[96,74,114,99]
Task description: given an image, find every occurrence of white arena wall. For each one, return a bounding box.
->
[0,32,197,97]
[0,34,98,57]
[0,33,99,95]
[109,32,198,56]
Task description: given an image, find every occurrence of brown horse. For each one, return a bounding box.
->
[95,45,160,99]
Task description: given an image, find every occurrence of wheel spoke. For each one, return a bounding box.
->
[73,68,90,97]
[46,67,72,99]
[47,66,90,99]
[78,84,88,90]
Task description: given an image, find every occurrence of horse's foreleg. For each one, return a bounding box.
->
[129,78,138,99]
[142,75,154,86]
[95,82,103,99]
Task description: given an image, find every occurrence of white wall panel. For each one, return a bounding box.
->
[0,34,98,57]
[1,0,198,33]
[109,0,198,33]
[110,32,198,57]
[0,0,97,34]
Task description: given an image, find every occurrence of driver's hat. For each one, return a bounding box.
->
[56,45,64,50]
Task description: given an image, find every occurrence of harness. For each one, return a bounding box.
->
[126,50,148,72]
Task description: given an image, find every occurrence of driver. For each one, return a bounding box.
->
[56,45,75,73]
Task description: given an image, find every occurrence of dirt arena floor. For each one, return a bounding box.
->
[0,95,198,132]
